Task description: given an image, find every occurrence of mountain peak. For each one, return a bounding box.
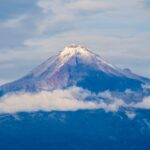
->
[0,44,150,96]
[59,44,93,59]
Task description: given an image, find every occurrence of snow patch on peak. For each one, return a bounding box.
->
[60,45,93,59]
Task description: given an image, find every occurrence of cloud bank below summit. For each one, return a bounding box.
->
[0,87,150,114]
[0,87,125,114]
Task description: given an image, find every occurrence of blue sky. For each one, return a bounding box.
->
[0,0,150,85]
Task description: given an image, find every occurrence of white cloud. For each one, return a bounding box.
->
[132,96,150,109]
[125,111,136,119]
[0,85,150,114]
[0,87,125,114]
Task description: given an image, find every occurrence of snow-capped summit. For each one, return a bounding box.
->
[58,45,94,67]
[0,45,150,97]
[60,45,92,58]
[58,45,117,73]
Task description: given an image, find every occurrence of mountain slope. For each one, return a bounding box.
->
[0,45,150,96]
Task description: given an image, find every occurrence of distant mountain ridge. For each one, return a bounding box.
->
[0,45,150,98]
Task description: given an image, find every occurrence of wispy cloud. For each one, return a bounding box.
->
[37,0,113,14]
[35,0,114,34]
[0,14,28,28]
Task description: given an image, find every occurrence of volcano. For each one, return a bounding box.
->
[0,45,150,150]
[0,45,150,97]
